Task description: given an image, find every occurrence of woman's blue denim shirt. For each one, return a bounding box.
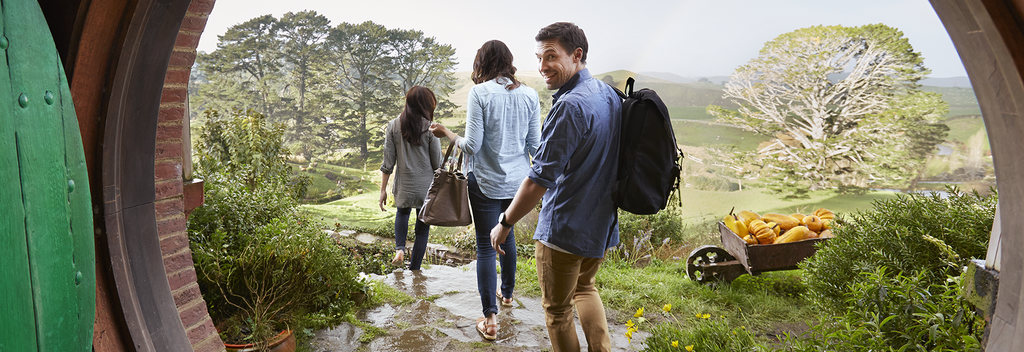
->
[457,77,542,199]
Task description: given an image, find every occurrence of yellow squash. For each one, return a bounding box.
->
[723,209,748,238]
[737,210,761,227]
[762,213,800,231]
[813,208,835,221]
[748,220,777,244]
[775,226,811,244]
[802,215,823,233]
[743,234,758,245]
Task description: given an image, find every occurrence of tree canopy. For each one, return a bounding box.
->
[191,13,459,162]
[707,24,949,194]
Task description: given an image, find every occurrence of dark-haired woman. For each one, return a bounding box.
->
[380,86,442,271]
[430,40,541,340]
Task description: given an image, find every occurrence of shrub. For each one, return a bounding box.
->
[194,108,311,200]
[610,205,688,265]
[800,186,995,314]
[618,206,685,248]
[190,212,357,345]
[189,108,357,346]
[778,267,983,351]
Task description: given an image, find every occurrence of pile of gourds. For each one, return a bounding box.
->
[722,208,835,245]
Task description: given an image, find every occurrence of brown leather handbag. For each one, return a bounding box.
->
[419,141,472,226]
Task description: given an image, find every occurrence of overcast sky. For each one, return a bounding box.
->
[197,0,968,78]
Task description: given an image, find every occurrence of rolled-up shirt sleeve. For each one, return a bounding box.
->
[525,94,542,157]
[528,101,587,189]
[458,87,485,155]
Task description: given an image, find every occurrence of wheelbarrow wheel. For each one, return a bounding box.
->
[686,245,737,284]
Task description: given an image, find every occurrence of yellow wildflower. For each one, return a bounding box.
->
[626,319,634,328]
[663,304,672,312]
[695,313,701,318]
[686,345,694,351]
[634,307,645,317]
[671,340,679,347]
[702,313,710,319]
[625,329,633,342]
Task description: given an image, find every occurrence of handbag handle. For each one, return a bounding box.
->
[441,140,464,173]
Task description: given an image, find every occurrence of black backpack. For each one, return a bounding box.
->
[611,77,682,215]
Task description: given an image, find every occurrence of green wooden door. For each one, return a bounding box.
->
[0,0,96,351]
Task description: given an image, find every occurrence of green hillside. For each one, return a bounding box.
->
[673,120,768,150]
[598,70,739,109]
[920,86,981,117]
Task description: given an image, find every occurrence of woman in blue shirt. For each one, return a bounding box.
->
[430,40,541,340]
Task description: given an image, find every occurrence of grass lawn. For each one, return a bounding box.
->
[673,120,768,151]
[510,255,815,349]
[302,193,392,229]
[674,187,898,224]
[943,116,990,151]
[669,106,716,121]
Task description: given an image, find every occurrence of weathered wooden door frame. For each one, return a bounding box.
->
[932,0,1024,349]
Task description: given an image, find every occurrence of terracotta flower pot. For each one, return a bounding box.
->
[224,329,296,352]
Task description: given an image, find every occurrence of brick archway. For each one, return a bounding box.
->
[45,0,222,351]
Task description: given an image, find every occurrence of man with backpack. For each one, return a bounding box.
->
[488,22,621,351]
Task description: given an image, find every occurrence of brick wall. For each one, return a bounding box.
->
[155,0,222,351]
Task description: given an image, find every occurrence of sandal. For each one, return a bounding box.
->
[496,292,514,307]
[476,317,497,340]
[391,250,404,266]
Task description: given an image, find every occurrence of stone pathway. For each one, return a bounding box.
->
[311,263,649,351]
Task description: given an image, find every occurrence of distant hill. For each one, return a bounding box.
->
[920,85,981,117]
[641,72,731,86]
[638,71,693,83]
[920,76,971,88]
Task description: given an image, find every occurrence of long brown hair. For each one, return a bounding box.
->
[472,40,521,90]
[399,86,437,145]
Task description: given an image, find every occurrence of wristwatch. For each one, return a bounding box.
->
[498,212,514,228]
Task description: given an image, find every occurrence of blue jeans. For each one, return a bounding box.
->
[468,172,516,317]
[395,207,430,270]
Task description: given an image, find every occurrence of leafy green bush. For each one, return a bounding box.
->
[619,206,685,248]
[194,108,311,199]
[778,267,983,351]
[189,108,358,346]
[800,187,994,314]
[191,214,357,345]
[612,207,685,266]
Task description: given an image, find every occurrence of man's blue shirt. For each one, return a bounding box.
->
[529,68,622,258]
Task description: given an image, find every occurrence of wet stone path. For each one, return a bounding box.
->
[311,262,649,351]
